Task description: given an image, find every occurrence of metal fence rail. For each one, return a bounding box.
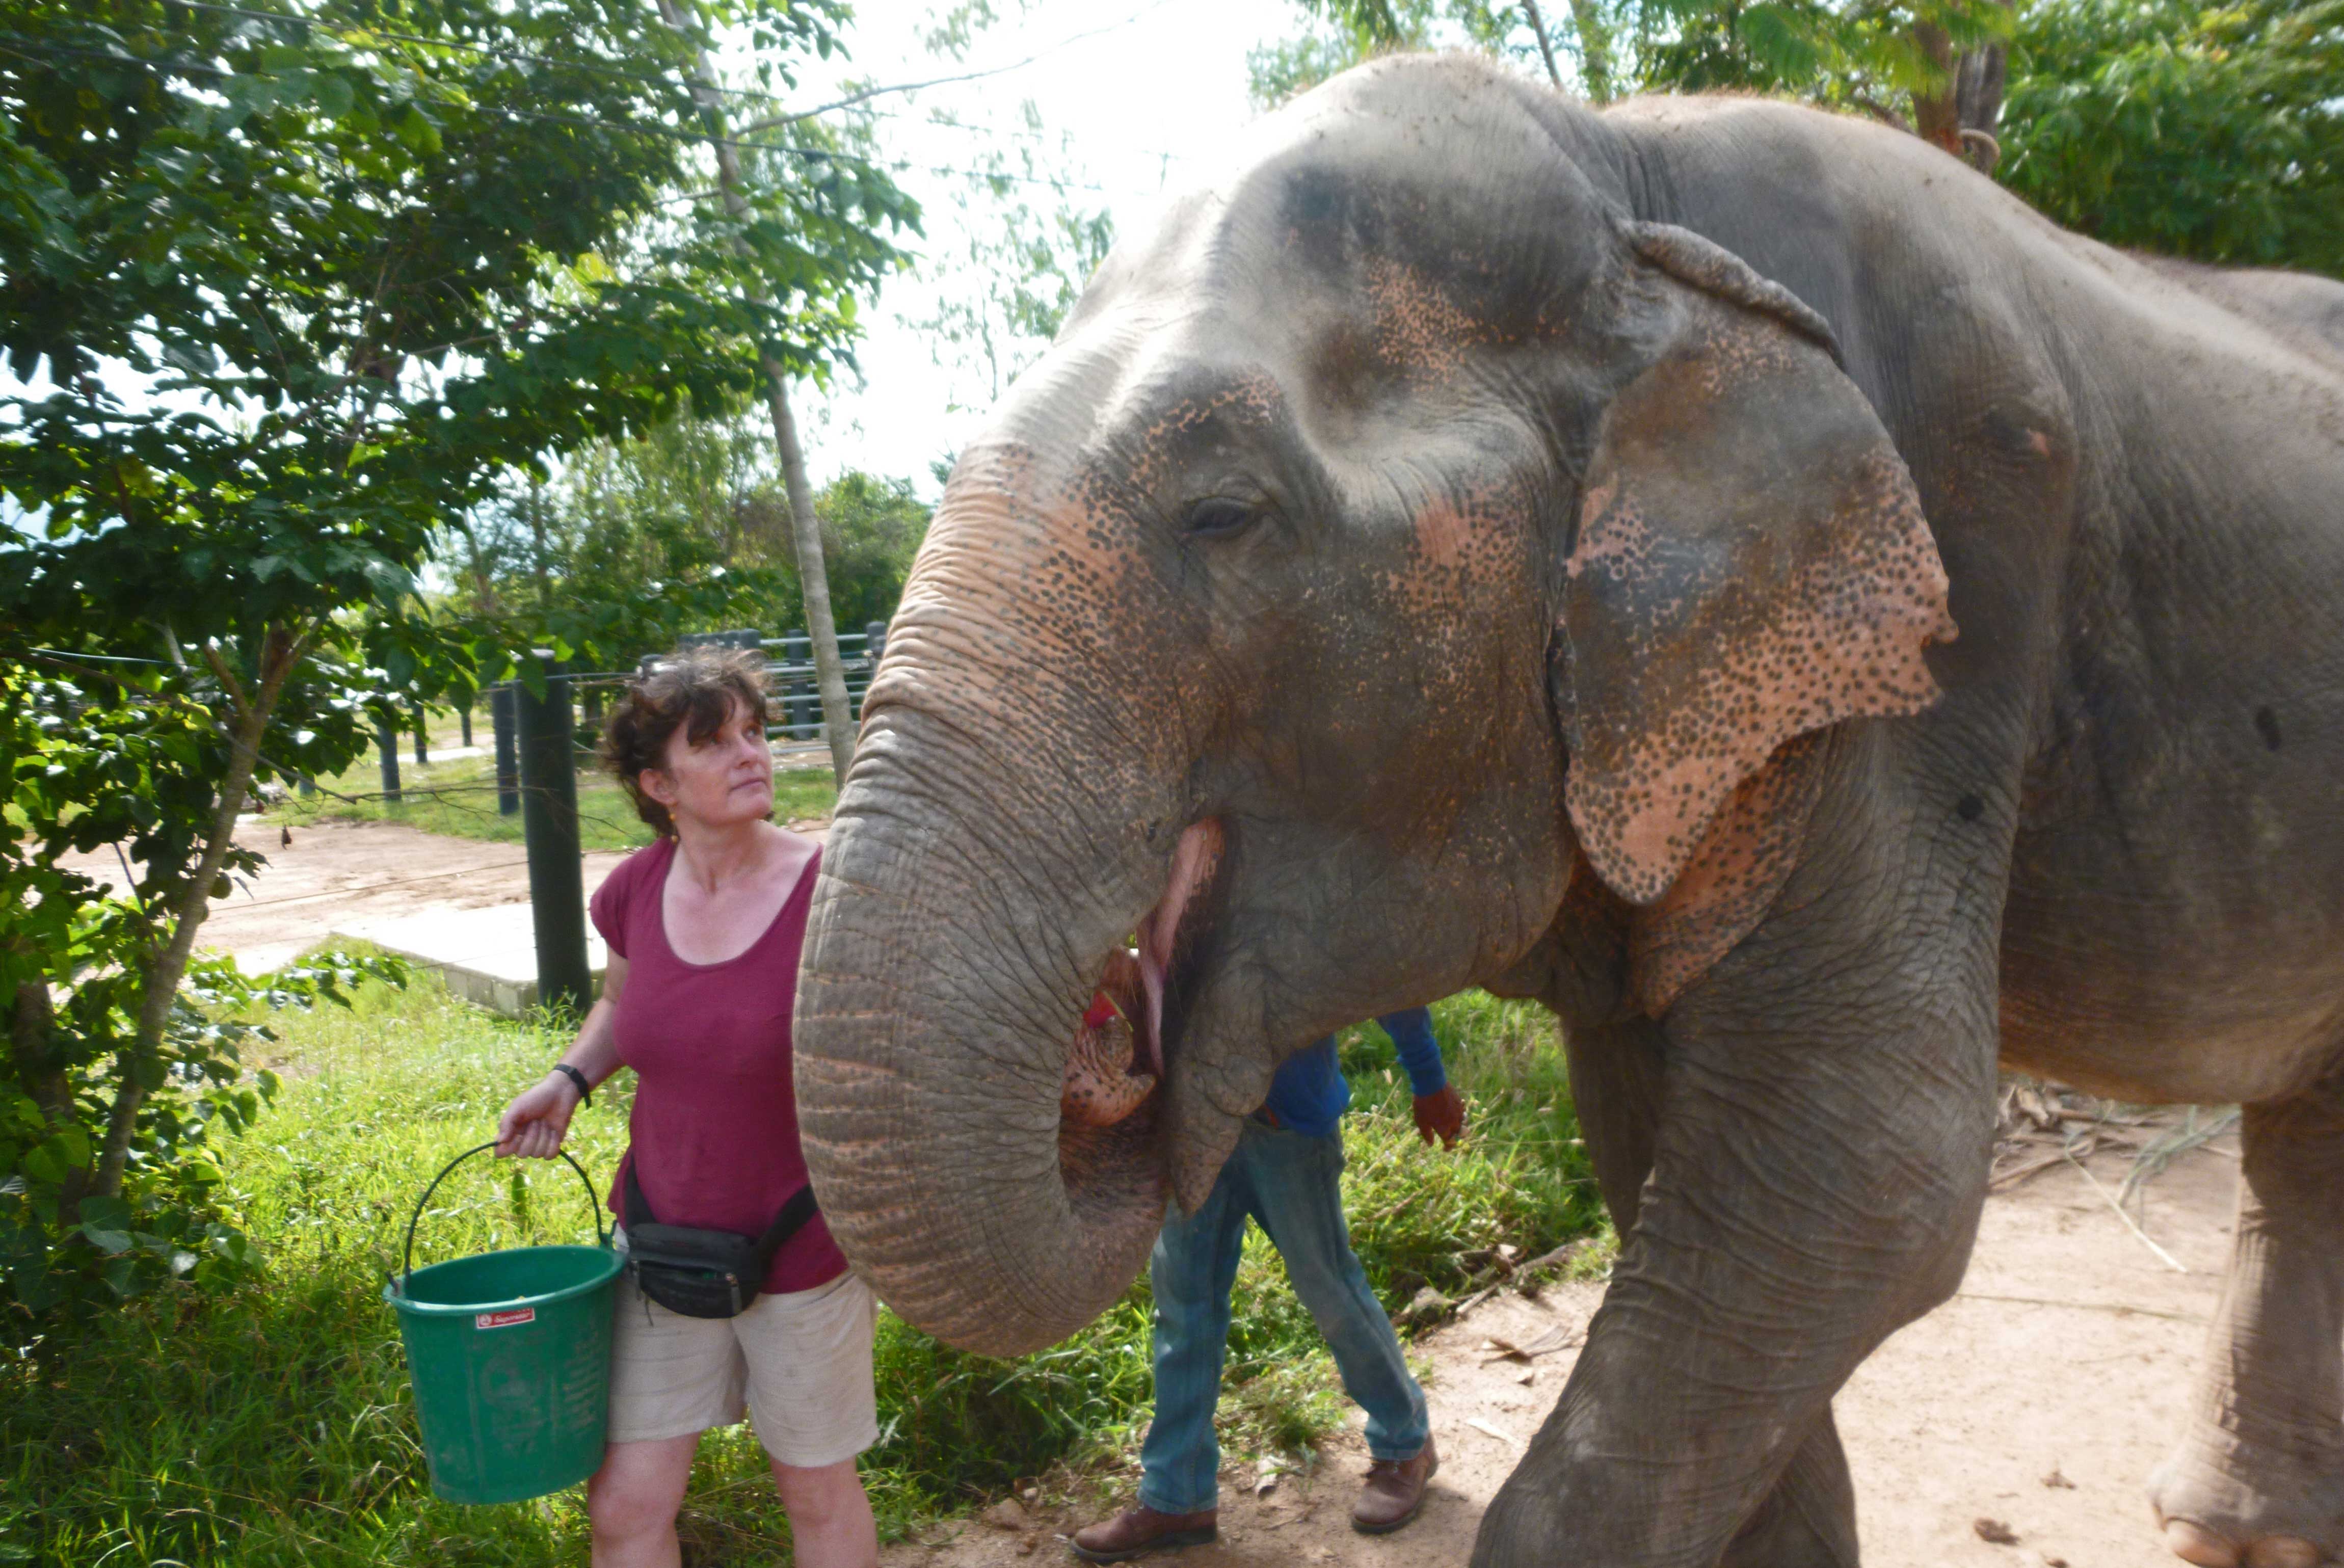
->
[352,628,888,1013]
[626,622,889,745]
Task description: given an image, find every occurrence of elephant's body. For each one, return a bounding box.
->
[1550,98,2344,1108]
[795,57,2344,1568]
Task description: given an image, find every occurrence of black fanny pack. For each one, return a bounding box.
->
[622,1165,819,1320]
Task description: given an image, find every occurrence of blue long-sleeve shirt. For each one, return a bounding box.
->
[1261,1006,1446,1138]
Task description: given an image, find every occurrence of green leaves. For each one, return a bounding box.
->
[2,2,915,1325]
[2,0,913,670]
[1288,0,2338,282]
[21,1125,91,1188]
[0,840,410,1316]
[74,1195,134,1256]
[2000,0,2344,278]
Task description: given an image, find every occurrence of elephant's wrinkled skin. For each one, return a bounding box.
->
[793,56,2344,1568]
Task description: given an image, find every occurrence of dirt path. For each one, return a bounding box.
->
[56,818,635,975]
[893,1141,2240,1568]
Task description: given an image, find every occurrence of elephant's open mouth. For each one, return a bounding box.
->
[1058,820,1222,1131]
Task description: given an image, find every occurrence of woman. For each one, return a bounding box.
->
[496,647,878,1568]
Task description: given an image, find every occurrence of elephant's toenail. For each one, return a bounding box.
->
[2164,1520,2241,1568]
[2243,1539,2319,1568]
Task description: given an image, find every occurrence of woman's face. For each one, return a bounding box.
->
[643,695,774,831]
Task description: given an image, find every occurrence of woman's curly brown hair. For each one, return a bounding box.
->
[601,646,771,837]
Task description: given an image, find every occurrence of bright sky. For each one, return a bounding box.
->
[786,0,1303,496]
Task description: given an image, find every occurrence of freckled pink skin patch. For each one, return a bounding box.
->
[1561,292,1957,914]
[1631,730,1830,1014]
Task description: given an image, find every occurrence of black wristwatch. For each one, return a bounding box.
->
[550,1061,592,1108]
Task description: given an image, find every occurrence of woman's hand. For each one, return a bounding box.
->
[496,1073,581,1159]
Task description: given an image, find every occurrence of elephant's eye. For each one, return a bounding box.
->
[1182,498,1255,538]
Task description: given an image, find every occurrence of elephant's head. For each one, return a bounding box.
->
[795,56,1954,1356]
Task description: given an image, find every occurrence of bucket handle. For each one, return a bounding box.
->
[398,1140,608,1295]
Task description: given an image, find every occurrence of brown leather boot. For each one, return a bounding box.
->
[1069,1505,1218,1562]
[1351,1434,1439,1534]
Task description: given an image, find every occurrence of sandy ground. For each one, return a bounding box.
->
[885,1140,2241,1568]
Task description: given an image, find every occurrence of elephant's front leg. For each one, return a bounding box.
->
[1559,1014,1860,1568]
[1481,938,2000,1564]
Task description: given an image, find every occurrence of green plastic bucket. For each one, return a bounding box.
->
[384,1142,622,1505]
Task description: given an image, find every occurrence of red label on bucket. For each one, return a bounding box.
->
[474,1307,536,1330]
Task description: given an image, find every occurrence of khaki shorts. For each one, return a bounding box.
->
[607,1231,880,1468]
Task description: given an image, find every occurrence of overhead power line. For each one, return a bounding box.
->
[487,100,1134,195]
[734,0,1181,133]
[157,0,1175,132]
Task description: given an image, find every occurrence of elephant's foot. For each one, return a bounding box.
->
[2149,1435,2342,1568]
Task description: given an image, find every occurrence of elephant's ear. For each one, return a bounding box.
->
[1559,223,1957,909]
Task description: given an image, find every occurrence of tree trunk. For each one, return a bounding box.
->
[527,474,551,612]
[1954,38,2007,174]
[1909,21,1964,157]
[8,967,87,1216]
[661,0,858,782]
[92,623,306,1198]
[9,970,68,1118]
[761,376,857,780]
[1910,15,2008,174]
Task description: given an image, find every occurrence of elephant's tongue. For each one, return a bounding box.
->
[1133,821,1221,1079]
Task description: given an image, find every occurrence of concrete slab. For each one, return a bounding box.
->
[59,816,830,1012]
[332,901,607,1018]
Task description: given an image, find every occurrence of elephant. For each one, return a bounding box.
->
[791,52,2344,1568]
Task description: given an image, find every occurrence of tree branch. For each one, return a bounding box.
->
[198,638,252,721]
[93,620,310,1198]
[1850,92,1914,134]
[1519,0,1565,89]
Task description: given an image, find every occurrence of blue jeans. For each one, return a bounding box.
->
[1137,1115,1430,1514]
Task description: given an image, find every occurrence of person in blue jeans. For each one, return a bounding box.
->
[1071,1008,1464,1562]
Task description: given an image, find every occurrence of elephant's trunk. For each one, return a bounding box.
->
[794,696,1205,1354]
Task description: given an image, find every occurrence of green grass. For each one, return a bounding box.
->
[2,974,1603,1566]
[260,713,839,854]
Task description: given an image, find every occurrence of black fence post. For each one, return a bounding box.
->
[860,620,887,722]
[410,700,429,767]
[515,659,592,1017]
[376,716,401,803]
[459,704,473,748]
[491,682,520,816]
[785,629,815,741]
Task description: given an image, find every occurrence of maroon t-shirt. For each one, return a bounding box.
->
[590,835,846,1294]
